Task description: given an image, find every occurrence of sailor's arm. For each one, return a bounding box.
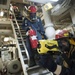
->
[39,54,70,75]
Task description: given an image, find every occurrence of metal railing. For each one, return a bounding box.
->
[10,8,30,75]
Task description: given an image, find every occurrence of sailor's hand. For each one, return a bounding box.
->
[26,26,32,36]
[26,31,29,36]
[29,26,32,29]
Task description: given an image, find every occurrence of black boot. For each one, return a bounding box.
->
[29,58,36,67]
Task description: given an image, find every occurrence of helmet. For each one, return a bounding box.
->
[28,6,37,13]
[55,30,69,39]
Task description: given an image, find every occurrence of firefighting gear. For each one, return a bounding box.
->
[38,37,75,75]
[55,30,70,39]
[37,40,59,54]
[28,6,37,13]
[37,37,75,54]
[37,37,75,68]
[22,8,47,67]
[28,6,37,21]
[28,29,38,49]
[39,53,72,75]
[57,38,70,52]
[29,13,37,21]
[22,17,46,39]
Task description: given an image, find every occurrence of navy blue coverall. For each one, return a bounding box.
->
[22,17,47,66]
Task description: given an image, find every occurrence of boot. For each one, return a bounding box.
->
[29,58,36,67]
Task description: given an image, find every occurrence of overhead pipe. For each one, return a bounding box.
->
[42,6,56,40]
[51,0,71,15]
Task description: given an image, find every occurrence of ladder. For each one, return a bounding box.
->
[10,9,52,75]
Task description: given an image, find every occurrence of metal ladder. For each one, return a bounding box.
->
[10,10,52,75]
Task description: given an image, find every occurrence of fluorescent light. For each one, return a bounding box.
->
[0,11,4,17]
[4,37,9,42]
[3,46,7,48]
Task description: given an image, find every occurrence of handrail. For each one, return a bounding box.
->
[10,8,30,75]
[10,20,28,75]
[13,11,30,62]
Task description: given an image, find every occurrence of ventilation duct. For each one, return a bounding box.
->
[51,0,71,15]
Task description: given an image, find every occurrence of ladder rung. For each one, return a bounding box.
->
[19,43,23,46]
[24,64,28,68]
[21,50,25,52]
[27,65,40,71]
[14,27,18,29]
[23,58,28,61]
[18,22,22,23]
[17,38,21,40]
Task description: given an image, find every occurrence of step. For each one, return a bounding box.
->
[27,65,40,71]
[18,22,22,24]
[16,17,22,20]
[22,37,26,40]
[20,29,25,32]
[21,50,25,52]
[14,25,17,28]
[17,20,22,23]
[15,27,18,30]
[23,58,28,61]
[27,65,50,75]
[19,43,23,46]
[21,32,26,34]
[22,35,26,37]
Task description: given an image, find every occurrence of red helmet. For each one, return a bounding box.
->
[55,30,69,39]
[28,6,37,13]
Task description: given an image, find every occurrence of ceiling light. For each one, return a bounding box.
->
[4,37,9,42]
[3,46,7,48]
[0,11,4,17]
